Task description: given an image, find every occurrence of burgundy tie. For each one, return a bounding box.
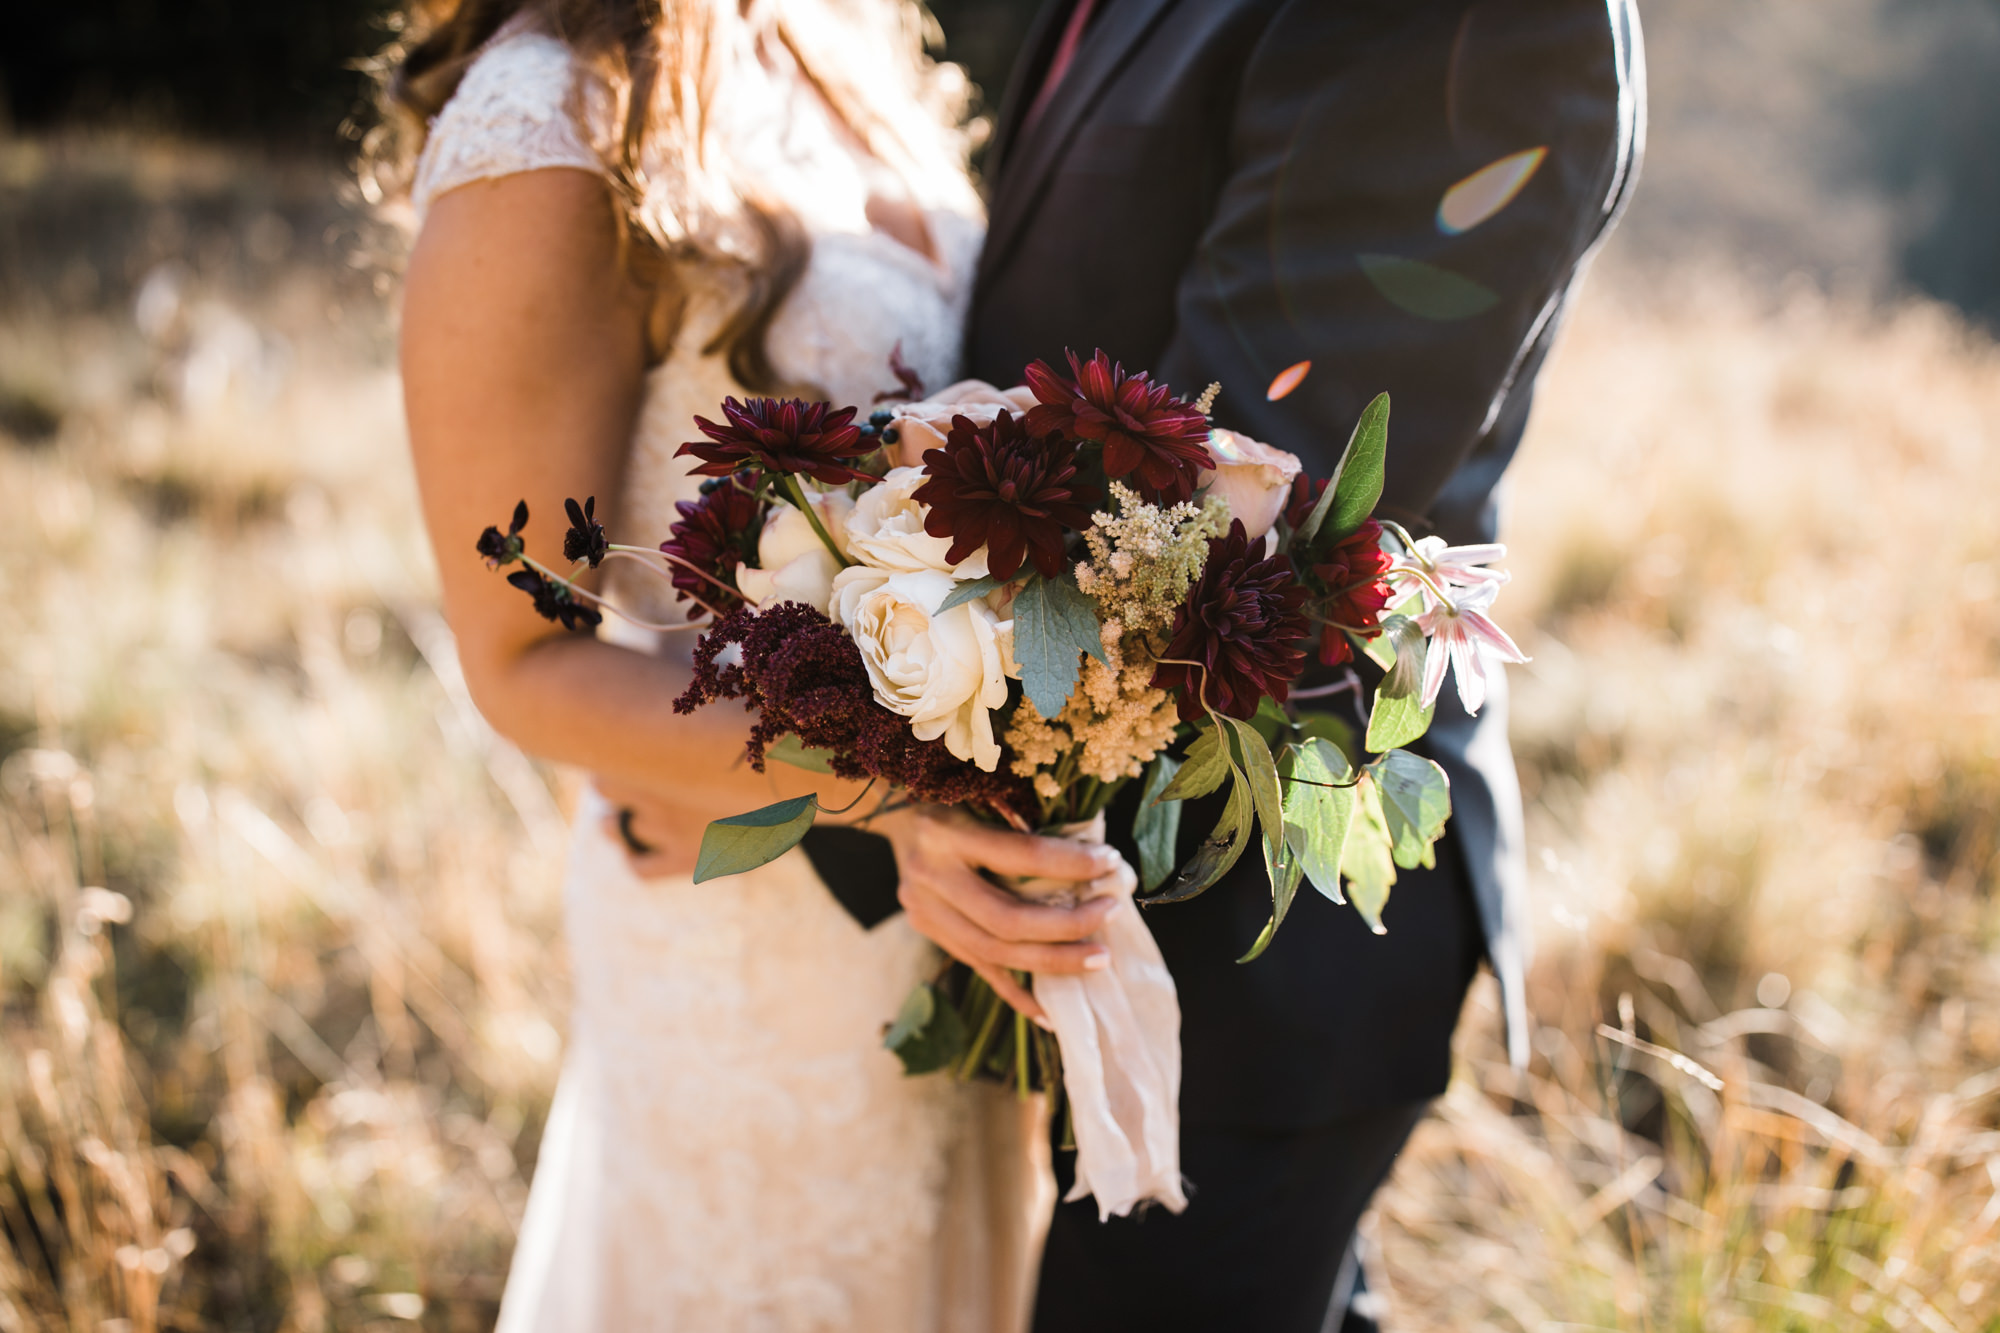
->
[1021,0,1100,137]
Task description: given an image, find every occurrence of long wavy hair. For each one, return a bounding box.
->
[373,0,975,387]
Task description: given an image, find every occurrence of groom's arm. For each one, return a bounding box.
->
[1151,0,1634,520]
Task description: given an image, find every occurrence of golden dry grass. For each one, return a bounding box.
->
[2,137,1998,1330]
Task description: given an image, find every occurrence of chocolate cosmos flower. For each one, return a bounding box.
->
[507,568,602,632]
[476,500,529,567]
[562,495,609,567]
[1151,520,1310,721]
[659,476,764,617]
[912,410,1099,580]
[1024,349,1213,504]
[678,398,871,485]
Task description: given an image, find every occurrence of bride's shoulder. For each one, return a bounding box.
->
[411,27,607,219]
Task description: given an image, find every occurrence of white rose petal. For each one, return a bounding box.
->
[845,466,990,579]
[734,492,853,614]
[1199,427,1303,542]
[830,566,1011,771]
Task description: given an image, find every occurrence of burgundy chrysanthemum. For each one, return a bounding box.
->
[677,397,871,485]
[674,601,1034,820]
[1023,349,1213,504]
[1310,519,1395,666]
[658,476,764,618]
[1151,520,1311,721]
[911,410,1099,580]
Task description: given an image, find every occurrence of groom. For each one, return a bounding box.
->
[953,0,1645,1327]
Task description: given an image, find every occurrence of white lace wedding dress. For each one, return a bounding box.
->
[412,25,1047,1332]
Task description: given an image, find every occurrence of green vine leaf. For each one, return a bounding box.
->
[937,574,1005,613]
[766,733,837,773]
[1159,722,1230,802]
[1364,688,1435,753]
[882,981,968,1075]
[693,794,819,883]
[1371,748,1453,871]
[1222,715,1285,864]
[1287,738,1356,904]
[1144,774,1252,904]
[1342,775,1396,933]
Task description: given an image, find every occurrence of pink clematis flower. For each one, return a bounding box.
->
[1394,535,1510,608]
[1415,580,1528,715]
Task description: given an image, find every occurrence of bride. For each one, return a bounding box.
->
[387,0,1128,1327]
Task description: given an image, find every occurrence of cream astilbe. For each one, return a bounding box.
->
[1007,486,1227,795]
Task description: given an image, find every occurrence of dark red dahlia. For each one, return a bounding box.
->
[1151,520,1311,721]
[677,397,871,485]
[911,410,1099,580]
[1023,349,1213,504]
[1309,519,1395,666]
[658,475,764,617]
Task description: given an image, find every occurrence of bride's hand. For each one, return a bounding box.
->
[875,807,1131,1024]
[595,777,706,879]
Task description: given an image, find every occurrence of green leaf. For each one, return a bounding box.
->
[1221,715,1285,863]
[1371,748,1453,871]
[693,794,819,883]
[1013,573,1107,717]
[766,733,837,774]
[1365,688,1435,753]
[1159,722,1230,802]
[937,574,1005,613]
[1293,461,1343,548]
[1250,695,1292,748]
[1361,628,1398,671]
[1326,392,1391,539]
[882,981,968,1075]
[1342,775,1397,933]
[1296,709,1357,764]
[1144,773,1252,904]
[1239,821,1306,963]
[1287,738,1356,905]
[1133,755,1184,893]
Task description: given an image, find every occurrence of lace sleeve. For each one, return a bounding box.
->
[411,33,605,219]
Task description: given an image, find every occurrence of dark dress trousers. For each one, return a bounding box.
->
[804,0,1644,1325]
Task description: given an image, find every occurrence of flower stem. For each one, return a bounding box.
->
[779,474,851,568]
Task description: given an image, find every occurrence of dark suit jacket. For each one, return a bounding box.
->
[807,0,1645,1125]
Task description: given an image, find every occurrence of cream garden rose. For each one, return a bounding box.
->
[1199,427,1302,542]
[843,465,991,578]
[733,488,853,614]
[883,380,1039,469]
[830,566,1013,772]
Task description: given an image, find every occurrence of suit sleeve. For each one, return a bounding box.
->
[1152,0,1631,521]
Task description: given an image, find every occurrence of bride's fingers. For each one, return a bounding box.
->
[932,863,1119,944]
[970,962,1048,1026]
[901,877,1105,977]
[946,817,1120,884]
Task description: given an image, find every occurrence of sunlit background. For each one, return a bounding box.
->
[3,2,1999,1329]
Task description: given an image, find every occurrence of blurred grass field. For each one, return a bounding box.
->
[2,131,1999,1331]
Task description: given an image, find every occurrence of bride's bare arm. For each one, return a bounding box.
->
[401,170,853,823]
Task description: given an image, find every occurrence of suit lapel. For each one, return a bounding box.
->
[981,0,1071,183]
[979,0,1182,288]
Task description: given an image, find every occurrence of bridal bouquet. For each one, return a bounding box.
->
[478,350,1522,1217]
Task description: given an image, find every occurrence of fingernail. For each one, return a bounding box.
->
[1092,847,1122,870]
[1084,951,1111,971]
[1032,1014,1056,1032]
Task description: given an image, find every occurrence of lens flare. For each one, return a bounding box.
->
[1437,147,1547,235]
[1266,361,1311,401]
[1358,254,1500,322]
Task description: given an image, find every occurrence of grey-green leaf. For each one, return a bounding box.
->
[1371,748,1453,871]
[1364,688,1435,753]
[1376,615,1428,699]
[693,794,819,883]
[766,732,837,773]
[1342,775,1397,933]
[1288,738,1356,905]
[1240,822,1306,964]
[1012,573,1107,717]
[937,574,1005,613]
[1133,754,1184,893]
[1159,722,1230,802]
[1144,774,1252,904]
[1326,392,1390,539]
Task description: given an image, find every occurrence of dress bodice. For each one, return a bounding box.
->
[413,26,985,620]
